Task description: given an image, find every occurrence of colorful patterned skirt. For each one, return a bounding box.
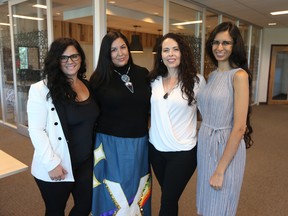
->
[92,133,151,216]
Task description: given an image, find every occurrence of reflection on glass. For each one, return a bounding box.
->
[169,2,203,74]
[238,23,249,56]
[19,47,39,70]
[204,10,219,79]
[0,2,15,125]
[19,47,28,69]
[250,27,261,104]
[12,0,47,127]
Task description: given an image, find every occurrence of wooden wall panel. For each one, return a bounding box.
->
[53,20,62,39]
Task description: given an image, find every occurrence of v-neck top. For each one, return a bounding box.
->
[149,75,206,151]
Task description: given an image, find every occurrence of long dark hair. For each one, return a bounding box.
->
[206,22,253,148]
[150,33,199,106]
[90,31,134,89]
[44,37,86,102]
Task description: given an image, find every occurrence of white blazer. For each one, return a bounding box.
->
[27,80,74,182]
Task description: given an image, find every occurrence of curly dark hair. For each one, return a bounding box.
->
[206,22,253,148]
[150,32,199,106]
[44,37,87,102]
[89,31,134,89]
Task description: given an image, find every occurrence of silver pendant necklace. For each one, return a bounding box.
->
[113,65,134,93]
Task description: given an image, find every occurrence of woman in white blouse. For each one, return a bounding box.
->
[149,33,205,216]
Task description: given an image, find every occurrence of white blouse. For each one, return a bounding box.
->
[149,74,206,152]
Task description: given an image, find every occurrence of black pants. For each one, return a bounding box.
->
[149,143,197,216]
[35,158,93,216]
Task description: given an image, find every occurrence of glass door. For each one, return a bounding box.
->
[268,45,288,104]
[0,2,15,126]
[9,0,49,135]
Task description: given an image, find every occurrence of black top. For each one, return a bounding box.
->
[93,64,151,138]
[65,86,99,167]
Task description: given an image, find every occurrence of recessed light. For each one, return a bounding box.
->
[270,10,288,15]
[33,4,47,9]
[172,20,202,26]
[0,22,10,26]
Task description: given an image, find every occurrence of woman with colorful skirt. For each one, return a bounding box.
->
[89,31,151,216]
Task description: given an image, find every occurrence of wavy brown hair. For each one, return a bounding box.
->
[44,37,86,102]
[150,33,199,106]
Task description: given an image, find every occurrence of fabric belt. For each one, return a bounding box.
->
[201,123,232,162]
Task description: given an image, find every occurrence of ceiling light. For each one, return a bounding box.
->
[12,14,44,21]
[33,4,47,9]
[172,20,202,26]
[0,22,10,26]
[130,25,143,54]
[268,23,277,26]
[270,10,288,15]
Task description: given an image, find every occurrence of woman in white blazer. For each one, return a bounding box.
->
[27,38,99,216]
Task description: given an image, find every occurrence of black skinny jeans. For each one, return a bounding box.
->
[35,157,93,216]
[149,143,197,216]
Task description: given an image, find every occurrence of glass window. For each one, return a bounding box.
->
[0,3,15,125]
[106,1,163,71]
[11,0,48,128]
[205,11,219,36]
[53,0,93,78]
[204,10,219,79]
[222,16,237,24]
[238,22,250,55]
[250,26,261,104]
[169,2,203,74]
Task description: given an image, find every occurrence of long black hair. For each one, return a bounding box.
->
[206,22,253,148]
[90,31,134,89]
[44,37,86,102]
[150,33,199,106]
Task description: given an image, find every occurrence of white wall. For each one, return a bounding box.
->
[258,28,288,103]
